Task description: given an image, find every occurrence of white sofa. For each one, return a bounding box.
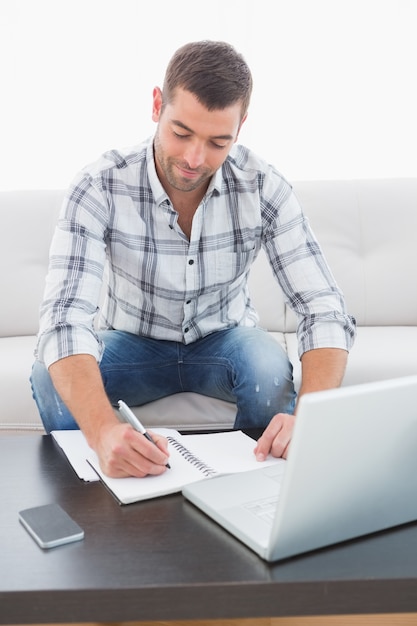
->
[2,179,417,433]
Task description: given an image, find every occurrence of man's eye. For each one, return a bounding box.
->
[211,142,227,150]
[173,132,189,139]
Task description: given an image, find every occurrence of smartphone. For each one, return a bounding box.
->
[19,503,84,549]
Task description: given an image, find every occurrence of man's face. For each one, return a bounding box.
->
[152,87,246,195]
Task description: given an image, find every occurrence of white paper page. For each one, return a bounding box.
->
[52,430,99,482]
[180,430,284,474]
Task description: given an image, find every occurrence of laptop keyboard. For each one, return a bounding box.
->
[244,494,280,525]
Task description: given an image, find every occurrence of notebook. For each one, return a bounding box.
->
[52,428,283,504]
[182,375,417,562]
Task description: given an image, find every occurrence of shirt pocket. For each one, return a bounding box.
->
[211,247,257,288]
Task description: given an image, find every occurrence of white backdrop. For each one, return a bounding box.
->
[1,0,415,190]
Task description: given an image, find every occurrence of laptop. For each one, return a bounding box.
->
[182,375,417,561]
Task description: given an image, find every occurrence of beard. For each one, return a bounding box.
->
[154,133,214,193]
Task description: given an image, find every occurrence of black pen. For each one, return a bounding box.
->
[118,400,171,469]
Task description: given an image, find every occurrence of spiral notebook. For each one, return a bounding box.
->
[52,428,283,505]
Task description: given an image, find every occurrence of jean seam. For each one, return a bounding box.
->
[177,343,184,390]
[101,361,179,373]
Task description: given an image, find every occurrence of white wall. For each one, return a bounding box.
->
[1,0,415,190]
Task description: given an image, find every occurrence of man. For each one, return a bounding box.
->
[31,40,356,478]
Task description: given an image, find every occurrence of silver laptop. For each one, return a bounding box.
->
[183,375,417,561]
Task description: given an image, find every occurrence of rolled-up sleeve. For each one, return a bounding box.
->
[262,179,356,358]
[35,175,108,368]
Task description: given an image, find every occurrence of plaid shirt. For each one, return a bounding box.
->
[36,137,356,368]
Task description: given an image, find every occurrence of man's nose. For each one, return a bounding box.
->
[183,142,205,169]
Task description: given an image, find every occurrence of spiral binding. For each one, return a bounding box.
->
[167,436,217,477]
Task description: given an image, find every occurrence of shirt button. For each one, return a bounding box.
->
[188,259,194,265]
[186,300,191,305]
[184,327,189,333]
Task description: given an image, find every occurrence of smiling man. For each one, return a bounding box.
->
[31,41,356,477]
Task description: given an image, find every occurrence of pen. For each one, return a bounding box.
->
[117,400,171,469]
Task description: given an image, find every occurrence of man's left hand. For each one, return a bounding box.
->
[254,412,295,461]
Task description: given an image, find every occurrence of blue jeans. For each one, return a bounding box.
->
[31,327,296,433]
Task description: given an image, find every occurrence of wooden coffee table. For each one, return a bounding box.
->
[2,433,417,624]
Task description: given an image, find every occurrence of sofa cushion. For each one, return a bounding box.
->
[0,333,288,432]
[286,326,417,390]
[293,179,417,327]
[0,332,237,431]
[2,180,416,434]
[0,336,43,430]
[1,190,64,337]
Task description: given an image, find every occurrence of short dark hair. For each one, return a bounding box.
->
[162,40,253,120]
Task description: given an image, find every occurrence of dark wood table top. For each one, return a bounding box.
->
[2,433,417,624]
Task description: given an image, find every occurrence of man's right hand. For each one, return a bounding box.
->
[49,354,170,478]
[95,421,170,478]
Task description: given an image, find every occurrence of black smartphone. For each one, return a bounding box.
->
[19,503,84,549]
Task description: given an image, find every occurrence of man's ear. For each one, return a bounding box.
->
[235,113,248,142]
[152,87,163,122]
